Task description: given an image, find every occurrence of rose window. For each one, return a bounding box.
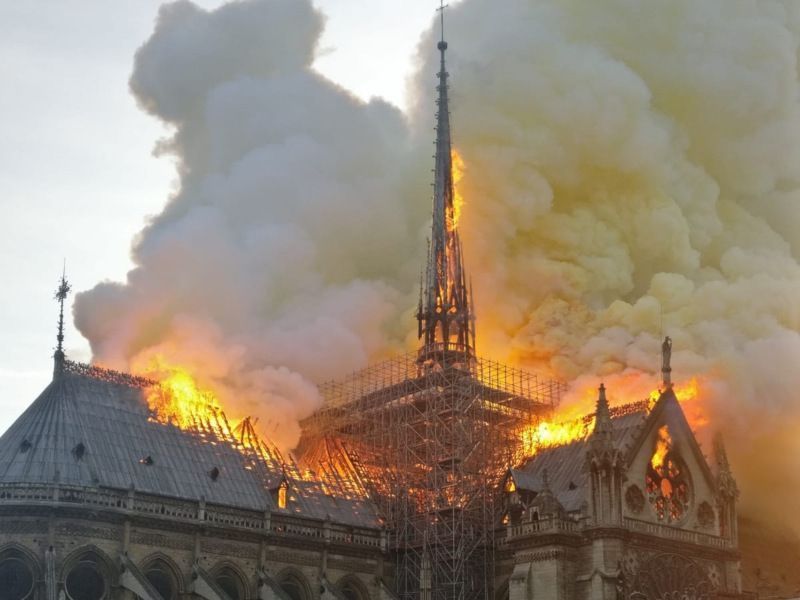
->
[645,425,690,523]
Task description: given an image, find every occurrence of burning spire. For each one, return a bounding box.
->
[416,1,475,367]
[53,264,71,378]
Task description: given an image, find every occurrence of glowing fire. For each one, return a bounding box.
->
[451,149,465,228]
[651,425,672,470]
[521,416,593,456]
[141,357,227,431]
[520,377,706,459]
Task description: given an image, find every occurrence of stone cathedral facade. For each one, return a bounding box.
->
[0,24,749,600]
[0,353,746,600]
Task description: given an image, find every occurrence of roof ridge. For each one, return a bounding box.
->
[63,359,157,388]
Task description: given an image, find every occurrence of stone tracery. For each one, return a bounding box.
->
[646,426,691,523]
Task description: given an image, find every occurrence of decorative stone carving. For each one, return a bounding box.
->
[56,523,120,541]
[707,564,722,590]
[625,485,645,515]
[620,551,640,578]
[263,549,320,567]
[131,532,193,551]
[624,553,713,600]
[201,540,258,559]
[0,521,46,534]
[697,501,715,529]
[514,550,565,564]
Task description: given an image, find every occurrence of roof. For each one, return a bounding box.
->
[0,361,380,527]
[513,402,650,512]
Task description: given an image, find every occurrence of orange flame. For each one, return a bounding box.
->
[140,356,227,432]
[521,416,593,456]
[451,149,465,228]
[520,376,707,459]
[651,425,672,471]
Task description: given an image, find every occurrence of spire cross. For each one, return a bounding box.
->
[54,264,71,358]
[437,0,449,44]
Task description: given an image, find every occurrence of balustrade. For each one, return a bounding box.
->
[0,483,382,548]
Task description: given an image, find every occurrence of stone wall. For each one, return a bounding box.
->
[0,486,386,600]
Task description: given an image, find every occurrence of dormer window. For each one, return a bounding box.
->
[140,455,154,466]
[72,442,85,461]
[277,481,288,509]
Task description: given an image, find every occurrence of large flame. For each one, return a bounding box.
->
[521,416,592,456]
[520,377,705,459]
[451,149,465,228]
[651,425,672,471]
[140,356,229,432]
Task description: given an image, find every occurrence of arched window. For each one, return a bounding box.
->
[215,566,246,600]
[0,555,35,600]
[65,560,107,600]
[278,571,310,600]
[338,576,369,600]
[143,559,180,600]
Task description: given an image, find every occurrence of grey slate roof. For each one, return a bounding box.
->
[514,404,650,512]
[0,362,380,526]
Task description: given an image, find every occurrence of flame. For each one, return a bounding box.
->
[451,149,465,228]
[521,416,593,456]
[520,376,707,459]
[651,425,672,471]
[139,356,227,432]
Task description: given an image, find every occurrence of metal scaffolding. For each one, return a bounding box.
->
[297,10,567,600]
[296,347,564,600]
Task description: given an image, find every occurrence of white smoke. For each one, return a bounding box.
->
[76,0,800,528]
[75,0,425,449]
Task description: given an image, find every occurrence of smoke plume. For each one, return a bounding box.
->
[76,0,800,528]
[411,0,800,529]
[75,0,425,448]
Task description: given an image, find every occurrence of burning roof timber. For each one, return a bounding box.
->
[0,359,380,527]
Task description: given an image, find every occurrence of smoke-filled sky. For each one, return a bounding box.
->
[4,0,800,530]
[0,0,437,429]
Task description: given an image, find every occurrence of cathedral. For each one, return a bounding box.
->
[0,20,749,600]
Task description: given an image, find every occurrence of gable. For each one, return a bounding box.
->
[623,390,719,533]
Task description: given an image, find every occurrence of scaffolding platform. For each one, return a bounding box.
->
[296,349,565,600]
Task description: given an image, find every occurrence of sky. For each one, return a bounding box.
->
[0,0,442,434]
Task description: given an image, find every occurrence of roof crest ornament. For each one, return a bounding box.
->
[53,262,72,379]
[594,383,613,437]
[661,336,673,390]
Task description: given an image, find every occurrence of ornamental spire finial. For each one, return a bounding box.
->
[661,336,673,389]
[594,383,612,435]
[54,263,71,378]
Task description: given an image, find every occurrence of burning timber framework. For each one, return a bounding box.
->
[297,348,565,600]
